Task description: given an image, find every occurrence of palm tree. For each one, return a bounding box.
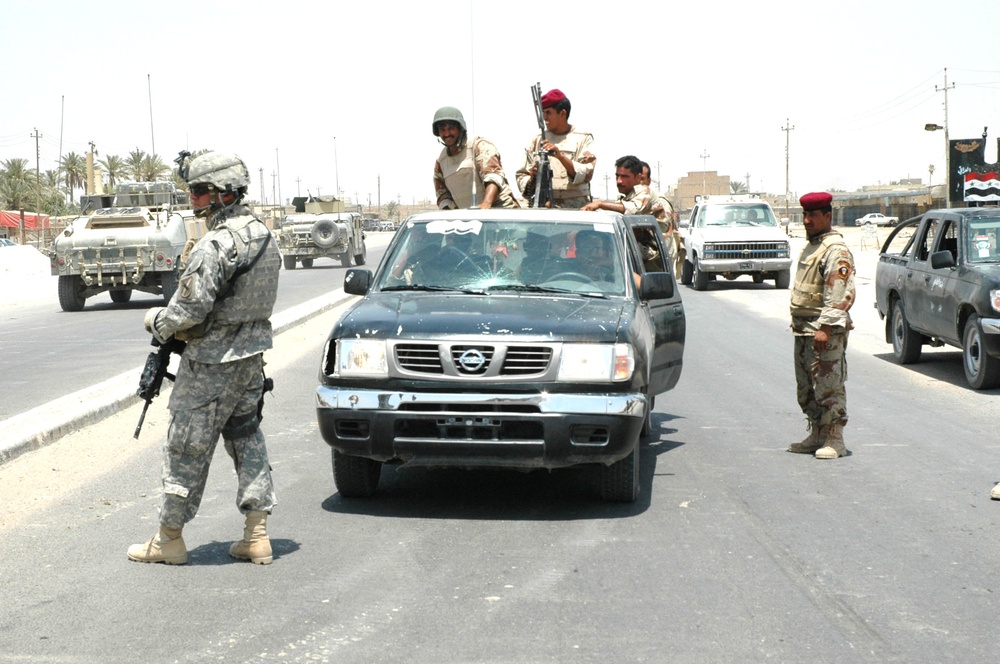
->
[61,152,86,203]
[126,149,147,181]
[99,154,127,189]
[0,158,40,211]
[140,154,169,181]
[730,181,748,195]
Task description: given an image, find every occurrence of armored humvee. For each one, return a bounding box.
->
[277,195,366,269]
[49,181,200,311]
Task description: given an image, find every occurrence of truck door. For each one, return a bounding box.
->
[924,215,961,341]
[626,216,685,394]
[902,214,945,336]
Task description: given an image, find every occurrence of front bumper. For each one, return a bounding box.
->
[698,257,791,274]
[315,386,645,469]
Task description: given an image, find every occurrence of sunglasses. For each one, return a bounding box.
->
[189,184,214,197]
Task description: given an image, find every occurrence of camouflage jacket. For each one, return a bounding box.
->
[515,126,596,201]
[434,136,517,209]
[790,231,856,335]
[619,184,653,215]
[153,207,281,362]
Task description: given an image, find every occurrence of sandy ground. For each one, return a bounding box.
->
[0,244,54,307]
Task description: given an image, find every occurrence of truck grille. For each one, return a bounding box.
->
[704,242,788,259]
[395,343,552,377]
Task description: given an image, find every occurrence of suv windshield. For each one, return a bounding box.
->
[378,218,628,295]
[698,203,778,228]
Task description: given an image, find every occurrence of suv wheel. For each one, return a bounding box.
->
[891,300,922,364]
[963,315,1000,389]
[332,449,382,498]
[599,441,640,502]
[692,257,709,291]
[680,259,693,286]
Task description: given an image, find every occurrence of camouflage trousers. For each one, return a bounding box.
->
[793,332,848,427]
[159,353,275,528]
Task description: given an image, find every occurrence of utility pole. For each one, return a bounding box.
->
[745,172,751,193]
[699,149,710,195]
[87,140,97,195]
[333,136,340,200]
[275,148,282,216]
[259,168,265,205]
[935,68,955,208]
[31,128,42,245]
[295,176,301,198]
[781,118,795,218]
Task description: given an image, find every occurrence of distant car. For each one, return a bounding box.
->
[856,212,898,226]
[0,238,16,246]
[377,220,396,232]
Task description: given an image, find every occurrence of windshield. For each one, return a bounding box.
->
[967,218,1000,263]
[377,218,628,295]
[698,203,778,228]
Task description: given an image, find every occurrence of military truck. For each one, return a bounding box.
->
[49,181,199,311]
[277,195,367,269]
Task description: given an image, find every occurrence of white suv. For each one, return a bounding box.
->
[680,195,792,290]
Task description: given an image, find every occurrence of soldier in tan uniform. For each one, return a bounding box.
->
[516,88,596,209]
[788,191,856,460]
[432,107,518,210]
[639,161,677,254]
[128,152,281,565]
[583,155,652,214]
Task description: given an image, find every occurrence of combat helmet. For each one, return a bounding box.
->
[177,151,250,193]
[432,107,466,136]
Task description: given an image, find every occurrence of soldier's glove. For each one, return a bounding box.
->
[143,307,164,333]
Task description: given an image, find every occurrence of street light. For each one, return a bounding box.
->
[924,123,949,208]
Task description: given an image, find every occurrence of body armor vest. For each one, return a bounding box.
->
[790,233,845,318]
[213,214,281,325]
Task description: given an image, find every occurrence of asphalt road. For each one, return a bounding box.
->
[0,233,394,423]
[1,227,998,662]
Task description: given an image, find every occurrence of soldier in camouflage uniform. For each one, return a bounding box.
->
[582,155,652,214]
[128,151,281,565]
[788,191,856,460]
[432,107,518,210]
[516,88,596,209]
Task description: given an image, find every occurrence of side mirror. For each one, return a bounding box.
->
[639,271,675,300]
[344,268,373,295]
[930,249,955,269]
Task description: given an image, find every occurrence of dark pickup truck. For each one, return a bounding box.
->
[315,209,686,502]
[875,207,1000,389]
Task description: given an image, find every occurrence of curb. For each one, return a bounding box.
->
[0,290,354,466]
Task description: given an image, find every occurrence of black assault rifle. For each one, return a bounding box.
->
[529,82,554,208]
[134,336,187,439]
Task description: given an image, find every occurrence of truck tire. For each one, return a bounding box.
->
[110,289,132,304]
[57,275,86,312]
[891,300,922,364]
[640,394,655,439]
[332,449,381,498]
[283,255,297,270]
[692,257,709,291]
[962,315,1000,389]
[354,238,367,266]
[680,259,693,286]
[161,270,179,304]
[774,269,791,289]
[599,440,640,503]
[300,258,314,269]
[341,241,355,267]
[311,218,340,249]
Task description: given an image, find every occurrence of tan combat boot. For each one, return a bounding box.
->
[815,422,848,459]
[229,510,272,565]
[788,420,822,454]
[127,525,188,565]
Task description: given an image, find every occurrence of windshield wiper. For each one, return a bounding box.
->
[381,284,483,294]
[488,284,608,298]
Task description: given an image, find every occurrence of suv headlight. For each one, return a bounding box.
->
[558,343,634,382]
[335,339,388,377]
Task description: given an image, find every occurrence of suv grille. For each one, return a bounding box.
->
[704,241,788,259]
[394,343,553,377]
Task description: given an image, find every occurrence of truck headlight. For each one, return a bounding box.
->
[991,289,1000,314]
[336,339,388,377]
[558,343,634,382]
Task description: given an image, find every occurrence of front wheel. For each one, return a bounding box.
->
[57,275,86,312]
[963,315,1000,389]
[692,258,709,291]
[891,300,922,364]
[599,441,640,503]
[300,258,314,269]
[332,449,382,498]
[680,259,693,286]
[774,269,790,289]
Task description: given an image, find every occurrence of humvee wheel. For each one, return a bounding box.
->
[283,255,297,270]
[110,289,133,304]
[354,239,367,266]
[342,241,355,267]
[301,258,314,268]
[57,275,86,312]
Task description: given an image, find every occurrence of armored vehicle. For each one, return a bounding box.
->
[49,181,198,311]
[277,211,367,270]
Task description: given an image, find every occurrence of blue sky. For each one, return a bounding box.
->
[3,0,998,207]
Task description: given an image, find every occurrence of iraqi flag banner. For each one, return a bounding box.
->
[964,172,1000,202]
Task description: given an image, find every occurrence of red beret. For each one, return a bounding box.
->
[540,88,567,109]
[799,191,833,211]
